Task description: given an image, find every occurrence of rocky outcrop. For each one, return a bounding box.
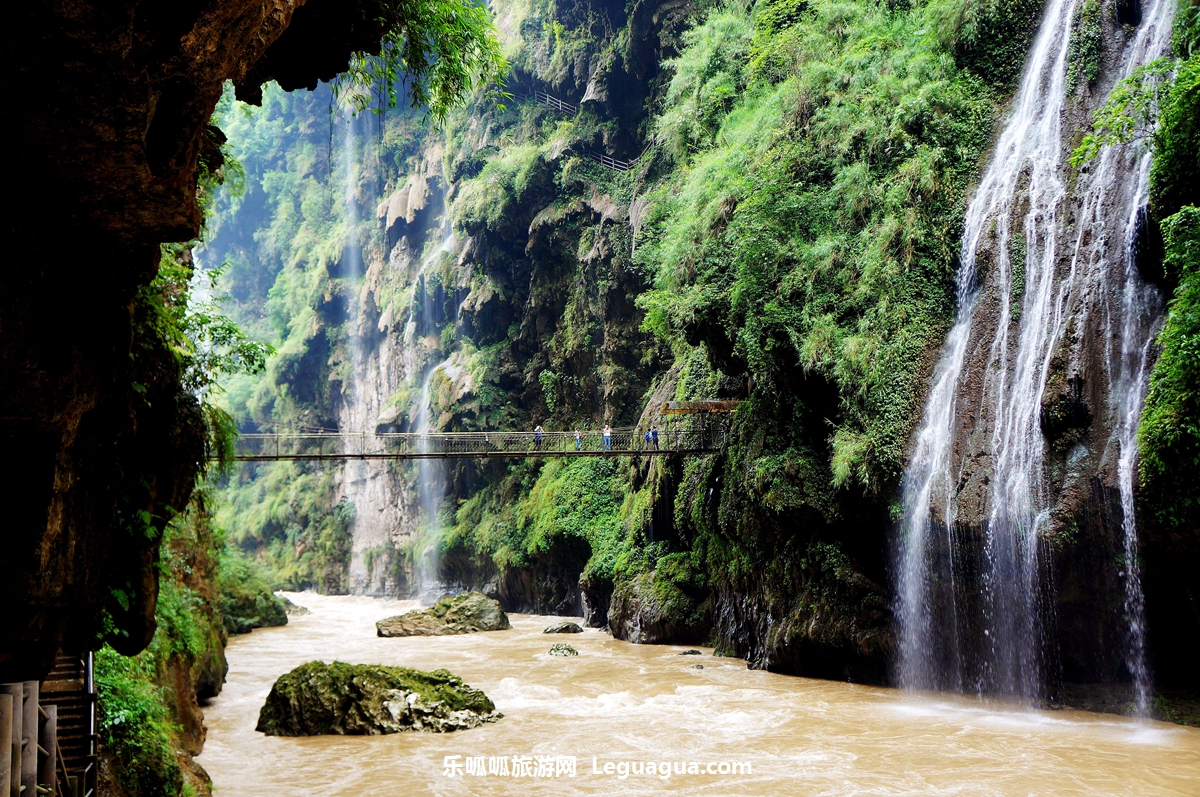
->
[543,621,583,634]
[1,0,404,683]
[281,596,311,616]
[548,644,578,657]
[256,661,500,735]
[220,593,289,636]
[608,572,709,645]
[376,593,511,637]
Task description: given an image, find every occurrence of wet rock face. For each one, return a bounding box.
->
[607,572,709,645]
[0,0,396,681]
[256,661,500,735]
[548,643,578,657]
[376,593,511,637]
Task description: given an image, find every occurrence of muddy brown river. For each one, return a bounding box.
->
[197,593,1200,795]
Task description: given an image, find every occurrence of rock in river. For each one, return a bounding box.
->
[376,592,511,637]
[256,661,501,735]
[548,644,578,657]
[543,621,583,634]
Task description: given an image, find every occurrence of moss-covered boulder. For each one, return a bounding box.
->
[548,643,578,657]
[376,592,511,637]
[256,661,500,735]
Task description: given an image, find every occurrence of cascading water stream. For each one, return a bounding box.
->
[414,357,451,596]
[411,199,456,596]
[896,0,1174,704]
[897,0,1080,697]
[339,107,367,535]
[1067,0,1176,712]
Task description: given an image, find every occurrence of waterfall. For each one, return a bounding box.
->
[411,200,456,597]
[896,0,1175,704]
[339,107,371,590]
[1069,0,1176,712]
[414,358,450,596]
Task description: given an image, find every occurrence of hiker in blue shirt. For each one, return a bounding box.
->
[651,425,659,449]
[534,425,544,450]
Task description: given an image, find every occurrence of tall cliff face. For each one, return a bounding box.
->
[207,0,691,597]
[0,0,404,682]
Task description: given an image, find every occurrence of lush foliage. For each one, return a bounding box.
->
[96,499,228,797]
[96,646,187,796]
[216,460,356,591]
[1070,58,1175,167]
[448,457,640,583]
[216,549,290,634]
[335,0,508,119]
[637,0,998,495]
[1139,207,1200,529]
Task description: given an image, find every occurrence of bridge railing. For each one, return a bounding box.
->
[232,426,724,461]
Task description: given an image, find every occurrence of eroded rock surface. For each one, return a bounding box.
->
[376,593,511,637]
[256,661,500,735]
[2,0,405,683]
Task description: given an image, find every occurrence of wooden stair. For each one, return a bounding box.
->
[39,653,96,797]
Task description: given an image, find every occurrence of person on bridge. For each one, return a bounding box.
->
[534,425,544,450]
[603,425,612,451]
[575,428,582,451]
[644,428,651,448]
[651,425,659,449]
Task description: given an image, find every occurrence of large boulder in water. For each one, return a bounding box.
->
[376,592,511,637]
[256,661,500,735]
[543,621,583,634]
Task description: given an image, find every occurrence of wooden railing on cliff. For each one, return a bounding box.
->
[516,89,644,172]
[2,652,96,797]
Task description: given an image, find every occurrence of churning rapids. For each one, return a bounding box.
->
[197,593,1200,796]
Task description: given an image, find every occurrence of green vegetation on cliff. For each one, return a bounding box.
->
[205,0,1045,676]
[1102,1,1200,537]
[97,499,229,796]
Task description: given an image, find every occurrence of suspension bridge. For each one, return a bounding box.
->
[231,401,737,462]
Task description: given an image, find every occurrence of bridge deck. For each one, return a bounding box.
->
[233,429,723,461]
